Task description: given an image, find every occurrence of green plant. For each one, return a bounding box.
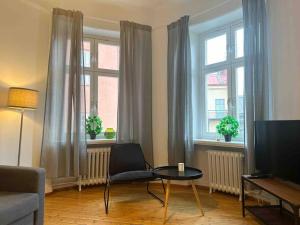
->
[216,115,239,137]
[86,115,102,136]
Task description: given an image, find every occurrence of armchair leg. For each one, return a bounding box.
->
[104,182,110,214]
[147,181,165,206]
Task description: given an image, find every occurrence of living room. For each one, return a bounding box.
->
[0,0,299,225]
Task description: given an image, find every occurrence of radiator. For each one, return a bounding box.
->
[78,147,110,191]
[208,150,244,198]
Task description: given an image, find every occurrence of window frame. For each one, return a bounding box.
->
[198,20,244,141]
[83,35,119,123]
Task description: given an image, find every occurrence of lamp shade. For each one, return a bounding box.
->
[7,87,39,110]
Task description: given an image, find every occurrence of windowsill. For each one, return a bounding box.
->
[194,139,244,148]
[87,138,243,148]
[87,138,116,145]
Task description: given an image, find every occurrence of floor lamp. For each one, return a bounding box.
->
[7,87,39,166]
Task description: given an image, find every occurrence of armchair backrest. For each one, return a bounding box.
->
[109,143,146,176]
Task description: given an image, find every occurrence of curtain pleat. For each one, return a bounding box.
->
[40,8,87,181]
[167,16,193,166]
[117,21,153,165]
[243,0,272,174]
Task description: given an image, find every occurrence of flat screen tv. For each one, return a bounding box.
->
[255,120,300,185]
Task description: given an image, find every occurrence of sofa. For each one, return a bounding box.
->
[0,166,45,225]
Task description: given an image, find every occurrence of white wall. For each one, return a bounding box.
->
[151,0,242,168]
[0,0,243,171]
[190,0,300,187]
[152,26,169,167]
[0,0,51,166]
[0,0,240,168]
[0,0,152,167]
[268,0,300,119]
[2,0,299,183]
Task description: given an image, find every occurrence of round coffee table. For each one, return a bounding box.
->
[154,166,204,223]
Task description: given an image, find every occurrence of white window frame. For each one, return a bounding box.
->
[199,20,244,141]
[83,35,119,116]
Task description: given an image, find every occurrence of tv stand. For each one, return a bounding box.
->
[249,173,272,179]
[242,175,300,225]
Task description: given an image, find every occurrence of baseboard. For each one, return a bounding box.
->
[52,177,78,190]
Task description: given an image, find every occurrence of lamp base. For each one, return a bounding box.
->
[17,110,24,166]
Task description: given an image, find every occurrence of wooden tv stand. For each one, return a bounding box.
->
[242,175,300,225]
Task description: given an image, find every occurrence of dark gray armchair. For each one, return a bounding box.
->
[0,166,45,225]
[104,143,165,214]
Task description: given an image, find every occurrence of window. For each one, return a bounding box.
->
[200,21,244,140]
[205,33,227,65]
[206,70,228,133]
[215,99,225,118]
[83,36,119,138]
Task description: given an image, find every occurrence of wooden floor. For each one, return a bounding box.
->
[45,183,259,225]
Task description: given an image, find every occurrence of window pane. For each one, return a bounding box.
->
[205,34,227,65]
[236,67,244,136]
[98,76,118,131]
[235,28,244,58]
[82,75,91,118]
[83,41,91,68]
[98,43,119,70]
[206,70,228,133]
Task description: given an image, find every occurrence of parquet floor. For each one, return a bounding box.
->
[45,183,259,225]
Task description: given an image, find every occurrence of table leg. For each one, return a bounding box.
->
[191,180,204,216]
[279,199,282,214]
[293,206,299,225]
[163,180,171,224]
[242,176,245,217]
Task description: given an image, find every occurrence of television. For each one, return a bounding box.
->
[254,120,300,185]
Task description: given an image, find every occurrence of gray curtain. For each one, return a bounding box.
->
[243,0,271,173]
[41,8,87,180]
[167,16,193,166]
[117,21,153,165]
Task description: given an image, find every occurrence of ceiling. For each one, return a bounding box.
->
[92,0,195,10]
[190,8,242,33]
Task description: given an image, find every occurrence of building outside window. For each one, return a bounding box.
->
[215,98,226,120]
[199,21,244,141]
[83,36,119,137]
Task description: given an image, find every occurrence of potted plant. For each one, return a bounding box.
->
[104,128,116,139]
[216,115,239,142]
[86,115,102,139]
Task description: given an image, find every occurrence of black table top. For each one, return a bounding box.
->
[153,166,203,180]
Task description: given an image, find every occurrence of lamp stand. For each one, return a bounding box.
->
[17,109,24,166]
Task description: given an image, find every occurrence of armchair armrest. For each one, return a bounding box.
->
[0,165,45,194]
[0,165,45,225]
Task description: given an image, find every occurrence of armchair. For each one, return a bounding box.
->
[104,143,165,214]
[0,166,45,225]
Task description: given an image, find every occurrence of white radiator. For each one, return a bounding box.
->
[78,147,110,191]
[208,150,244,198]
